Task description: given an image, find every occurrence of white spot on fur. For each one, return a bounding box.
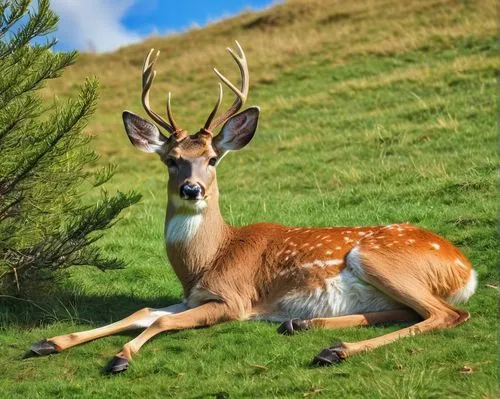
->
[455,259,466,269]
[302,259,343,268]
[303,260,320,268]
[316,243,323,248]
[132,303,188,328]
[325,259,343,266]
[166,214,203,244]
[325,250,333,255]
[430,242,440,250]
[335,246,342,250]
[447,270,477,304]
[407,239,415,245]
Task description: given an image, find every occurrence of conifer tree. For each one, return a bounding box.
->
[0,0,141,294]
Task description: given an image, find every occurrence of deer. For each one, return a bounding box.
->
[27,41,477,374]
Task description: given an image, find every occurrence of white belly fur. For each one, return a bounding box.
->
[255,268,400,322]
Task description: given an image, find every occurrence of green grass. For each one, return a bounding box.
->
[0,0,497,397]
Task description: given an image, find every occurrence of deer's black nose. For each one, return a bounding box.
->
[180,183,203,200]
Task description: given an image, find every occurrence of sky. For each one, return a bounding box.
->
[48,0,278,53]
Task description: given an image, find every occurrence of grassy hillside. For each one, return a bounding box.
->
[1,0,497,397]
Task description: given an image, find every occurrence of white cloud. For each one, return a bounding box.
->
[50,0,142,53]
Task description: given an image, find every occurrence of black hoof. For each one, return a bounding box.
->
[24,339,57,358]
[311,347,345,366]
[277,318,310,335]
[105,356,129,374]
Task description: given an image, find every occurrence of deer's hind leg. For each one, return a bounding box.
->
[311,246,470,366]
[27,303,187,356]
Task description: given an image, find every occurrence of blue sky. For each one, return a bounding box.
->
[49,0,278,53]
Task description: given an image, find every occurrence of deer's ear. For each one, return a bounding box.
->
[212,107,259,156]
[122,111,168,153]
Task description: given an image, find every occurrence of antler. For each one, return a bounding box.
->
[203,41,249,132]
[142,48,179,134]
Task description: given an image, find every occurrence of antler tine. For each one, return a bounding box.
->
[141,48,178,134]
[166,92,178,131]
[203,83,223,130]
[205,41,249,131]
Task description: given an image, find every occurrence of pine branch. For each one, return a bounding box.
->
[0,50,75,109]
[0,1,140,295]
[0,94,40,142]
[0,0,58,58]
[0,0,30,38]
[0,79,98,196]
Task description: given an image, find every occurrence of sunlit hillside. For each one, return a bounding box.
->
[3,0,496,397]
[47,0,495,161]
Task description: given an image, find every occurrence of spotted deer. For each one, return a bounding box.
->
[28,42,477,373]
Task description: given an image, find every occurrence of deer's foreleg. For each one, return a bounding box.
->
[28,303,187,356]
[106,301,238,373]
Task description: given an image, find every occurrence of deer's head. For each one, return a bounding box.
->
[123,42,259,212]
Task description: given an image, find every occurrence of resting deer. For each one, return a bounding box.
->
[28,41,477,373]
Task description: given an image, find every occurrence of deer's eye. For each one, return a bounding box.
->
[208,157,217,166]
[166,158,177,168]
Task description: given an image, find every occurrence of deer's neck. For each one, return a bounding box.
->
[164,182,230,295]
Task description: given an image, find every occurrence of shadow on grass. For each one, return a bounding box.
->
[0,291,181,329]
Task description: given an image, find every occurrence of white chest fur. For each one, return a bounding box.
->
[165,214,204,244]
